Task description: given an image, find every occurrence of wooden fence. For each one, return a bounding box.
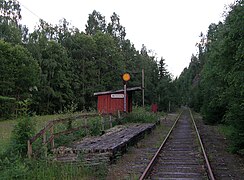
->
[27,112,123,158]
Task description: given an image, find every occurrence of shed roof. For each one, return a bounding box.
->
[94,86,142,96]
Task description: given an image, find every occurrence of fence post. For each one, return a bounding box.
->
[101,116,105,131]
[43,131,47,157]
[118,110,121,119]
[27,140,32,158]
[84,117,88,135]
[109,115,112,128]
[50,123,55,149]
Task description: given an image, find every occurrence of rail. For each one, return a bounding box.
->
[139,109,215,180]
[189,109,215,180]
[139,111,183,180]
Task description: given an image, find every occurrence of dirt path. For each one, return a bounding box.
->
[194,113,244,179]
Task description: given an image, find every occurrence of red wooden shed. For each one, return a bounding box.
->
[94,87,141,114]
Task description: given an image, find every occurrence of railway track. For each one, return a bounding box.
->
[140,108,215,180]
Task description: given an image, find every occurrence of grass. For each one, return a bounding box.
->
[0,120,17,154]
[0,107,160,154]
[1,107,164,179]
[0,113,108,180]
[218,124,242,154]
[1,158,108,180]
[154,124,169,148]
[0,113,82,154]
[123,106,159,124]
[218,124,235,138]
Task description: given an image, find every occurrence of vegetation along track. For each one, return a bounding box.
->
[140,108,215,180]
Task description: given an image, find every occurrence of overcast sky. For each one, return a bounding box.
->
[19,0,235,77]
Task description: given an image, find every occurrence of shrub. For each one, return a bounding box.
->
[88,117,102,136]
[123,106,158,123]
[10,116,35,157]
[225,101,244,154]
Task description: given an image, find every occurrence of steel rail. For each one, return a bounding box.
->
[139,111,183,180]
[189,108,215,180]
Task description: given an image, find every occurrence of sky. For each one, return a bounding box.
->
[19,0,235,77]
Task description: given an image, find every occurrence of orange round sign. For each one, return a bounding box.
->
[122,73,130,81]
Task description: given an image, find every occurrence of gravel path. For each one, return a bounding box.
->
[194,113,244,180]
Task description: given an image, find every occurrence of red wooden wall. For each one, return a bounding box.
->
[97,92,132,114]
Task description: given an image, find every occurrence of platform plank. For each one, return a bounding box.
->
[54,123,155,165]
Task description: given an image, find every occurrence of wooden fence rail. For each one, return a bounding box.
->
[27,112,123,158]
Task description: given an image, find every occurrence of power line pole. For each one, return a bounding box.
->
[142,69,145,107]
[83,58,85,110]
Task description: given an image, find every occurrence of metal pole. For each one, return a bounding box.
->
[83,59,85,110]
[142,69,145,107]
[124,83,127,112]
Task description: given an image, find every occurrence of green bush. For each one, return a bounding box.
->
[225,101,244,154]
[10,117,35,157]
[0,155,29,179]
[201,102,226,125]
[88,117,102,136]
[123,106,158,123]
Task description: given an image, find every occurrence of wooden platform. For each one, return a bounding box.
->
[54,123,156,165]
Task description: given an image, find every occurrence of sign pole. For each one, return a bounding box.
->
[124,83,127,112]
[122,73,130,112]
[142,69,145,107]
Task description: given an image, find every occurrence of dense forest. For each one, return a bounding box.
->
[0,0,243,153]
[0,0,176,117]
[176,0,243,153]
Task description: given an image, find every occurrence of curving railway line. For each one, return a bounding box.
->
[139,108,215,180]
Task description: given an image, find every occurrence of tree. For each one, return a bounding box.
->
[34,41,71,114]
[93,32,124,90]
[107,12,126,43]
[221,0,244,152]
[176,0,244,153]
[0,0,22,44]
[85,10,106,35]
[158,57,168,79]
[26,19,74,113]
[139,45,159,105]
[0,40,39,117]
[64,32,98,110]
[156,56,177,111]
[0,6,178,117]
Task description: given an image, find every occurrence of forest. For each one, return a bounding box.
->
[176,0,243,153]
[0,0,243,154]
[0,1,176,117]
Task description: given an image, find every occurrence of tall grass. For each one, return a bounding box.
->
[0,157,107,179]
[0,114,109,179]
[218,124,235,138]
[0,113,85,154]
[123,106,159,123]
[53,116,103,148]
[218,124,244,155]
[0,120,16,154]
[0,108,162,179]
